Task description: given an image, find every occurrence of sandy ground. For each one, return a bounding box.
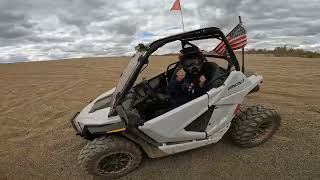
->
[0,54,319,180]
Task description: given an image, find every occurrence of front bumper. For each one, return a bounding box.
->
[70,112,81,135]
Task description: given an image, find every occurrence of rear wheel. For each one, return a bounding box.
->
[79,135,142,178]
[231,105,281,147]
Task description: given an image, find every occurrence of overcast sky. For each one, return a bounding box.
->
[0,0,319,63]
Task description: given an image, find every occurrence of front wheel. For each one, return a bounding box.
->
[231,105,281,147]
[78,135,142,178]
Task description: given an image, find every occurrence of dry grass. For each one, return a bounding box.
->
[0,54,319,179]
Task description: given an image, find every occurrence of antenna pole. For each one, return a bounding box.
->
[180,1,185,32]
[239,16,245,72]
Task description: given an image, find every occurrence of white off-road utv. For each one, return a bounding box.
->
[71,27,281,178]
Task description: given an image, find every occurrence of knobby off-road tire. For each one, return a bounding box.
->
[78,135,142,179]
[231,105,281,147]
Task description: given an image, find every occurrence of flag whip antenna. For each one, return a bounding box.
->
[239,16,245,72]
[170,0,185,32]
[180,1,185,32]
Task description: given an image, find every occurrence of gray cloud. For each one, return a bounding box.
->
[0,12,35,39]
[0,0,319,63]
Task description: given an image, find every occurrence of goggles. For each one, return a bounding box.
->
[182,57,201,67]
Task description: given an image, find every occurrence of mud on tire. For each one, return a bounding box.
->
[78,135,142,178]
[231,105,281,147]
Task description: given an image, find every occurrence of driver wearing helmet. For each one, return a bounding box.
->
[167,46,210,107]
[179,46,209,98]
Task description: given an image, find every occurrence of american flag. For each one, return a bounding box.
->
[213,23,247,55]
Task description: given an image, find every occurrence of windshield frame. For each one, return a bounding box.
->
[108,49,147,116]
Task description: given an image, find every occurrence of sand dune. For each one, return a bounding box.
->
[0,54,319,179]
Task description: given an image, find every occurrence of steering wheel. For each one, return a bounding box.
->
[141,80,161,101]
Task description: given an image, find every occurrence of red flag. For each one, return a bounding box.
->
[171,0,181,11]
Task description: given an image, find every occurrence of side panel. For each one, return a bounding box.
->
[159,122,230,154]
[139,94,209,143]
[207,71,252,106]
[205,71,263,136]
[205,104,237,135]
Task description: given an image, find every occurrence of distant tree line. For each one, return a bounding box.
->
[246,46,320,58]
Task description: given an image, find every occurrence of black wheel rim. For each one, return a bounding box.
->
[97,152,133,174]
[252,120,274,143]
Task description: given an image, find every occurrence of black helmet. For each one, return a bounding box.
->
[180,46,201,55]
[180,46,203,68]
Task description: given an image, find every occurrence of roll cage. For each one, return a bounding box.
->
[109,27,240,116]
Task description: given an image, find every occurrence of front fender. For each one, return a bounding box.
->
[71,87,126,136]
